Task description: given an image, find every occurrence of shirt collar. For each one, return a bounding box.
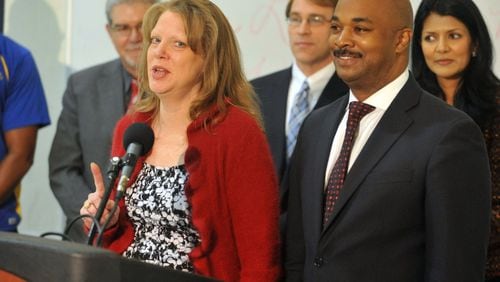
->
[291,62,335,86]
[291,62,336,104]
[348,69,409,110]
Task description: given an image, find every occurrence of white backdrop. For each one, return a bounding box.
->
[63,0,500,78]
[3,0,500,237]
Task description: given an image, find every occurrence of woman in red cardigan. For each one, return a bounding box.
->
[79,1,281,281]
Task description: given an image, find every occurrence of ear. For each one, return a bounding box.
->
[106,24,112,37]
[395,28,412,54]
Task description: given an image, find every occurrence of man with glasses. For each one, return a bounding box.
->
[49,0,157,243]
[251,0,348,235]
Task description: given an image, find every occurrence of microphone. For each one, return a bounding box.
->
[115,122,154,200]
[86,123,153,245]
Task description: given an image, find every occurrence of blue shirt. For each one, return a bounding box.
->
[0,35,50,231]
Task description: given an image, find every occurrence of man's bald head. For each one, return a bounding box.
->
[336,0,413,30]
[331,0,414,99]
[389,0,414,29]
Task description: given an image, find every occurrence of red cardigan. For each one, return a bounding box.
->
[100,104,281,281]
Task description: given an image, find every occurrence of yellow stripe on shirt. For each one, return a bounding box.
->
[0,55,10,81]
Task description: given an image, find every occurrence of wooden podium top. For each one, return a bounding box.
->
[0,269,26,282]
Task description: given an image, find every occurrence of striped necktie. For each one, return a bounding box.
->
[287,80,310,160]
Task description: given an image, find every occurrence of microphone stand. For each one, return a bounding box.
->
[86,157,122,245]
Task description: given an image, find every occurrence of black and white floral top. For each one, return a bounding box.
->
[123,163,200,272]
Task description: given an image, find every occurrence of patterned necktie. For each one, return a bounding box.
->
[287,80,310,160]
[323,101,375,226]
[128,79,139,111]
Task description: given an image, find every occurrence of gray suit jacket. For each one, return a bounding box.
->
[49,59,129,241]
[286,74,491,281]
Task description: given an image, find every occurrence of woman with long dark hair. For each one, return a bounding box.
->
[412,0,499,280]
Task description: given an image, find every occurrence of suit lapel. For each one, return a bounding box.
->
[265,69,292,181]
[315,72,349,109]
[306,98,349,238]
[97,61,127,122]
[321,75,421,233]
[267,69,348,182]
[302,73,348,225]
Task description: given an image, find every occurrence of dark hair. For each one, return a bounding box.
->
[412,0,498,129]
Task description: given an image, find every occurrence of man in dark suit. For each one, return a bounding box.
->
[285,0,491,281]
[49,0,156,243]
[252,1,348,235]
[251,0,348,185]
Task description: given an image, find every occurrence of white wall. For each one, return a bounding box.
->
[69,0,291,78]
[3,0,500,237]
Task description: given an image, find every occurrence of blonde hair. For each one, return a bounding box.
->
[135,0,262,128]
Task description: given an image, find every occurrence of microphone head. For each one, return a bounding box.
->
[123,123,155,156]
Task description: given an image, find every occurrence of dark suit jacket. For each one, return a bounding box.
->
[286,74,491,282]
[49,59,129,242]
[251,67,348,205]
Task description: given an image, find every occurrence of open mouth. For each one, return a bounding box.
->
[151,66,168,79]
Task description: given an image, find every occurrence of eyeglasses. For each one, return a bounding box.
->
[109,23,142,37]
[287,15,329,27]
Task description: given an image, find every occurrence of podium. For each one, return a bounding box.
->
[0,232,218,282]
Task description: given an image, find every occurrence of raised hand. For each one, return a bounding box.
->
[80,162,120,230]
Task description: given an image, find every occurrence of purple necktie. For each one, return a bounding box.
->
[323,101,375,226]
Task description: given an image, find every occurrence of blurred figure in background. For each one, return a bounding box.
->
[252,0,348,183]
[80,0,281,281]
[49,0,157,243]
[251,0,348,237]
[412,0,499,280]
[0,34,50,232]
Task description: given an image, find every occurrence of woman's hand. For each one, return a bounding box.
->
[80,162,120,230]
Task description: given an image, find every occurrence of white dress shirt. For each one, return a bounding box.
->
[285,62,335,135]
[324,70,410,187]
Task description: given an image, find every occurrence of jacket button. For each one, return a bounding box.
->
[313,257,324,268]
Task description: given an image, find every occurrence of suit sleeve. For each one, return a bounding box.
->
[49,75,93,222]
[424,117,491,281]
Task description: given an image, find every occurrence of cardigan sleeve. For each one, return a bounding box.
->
[224,120,282,281]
